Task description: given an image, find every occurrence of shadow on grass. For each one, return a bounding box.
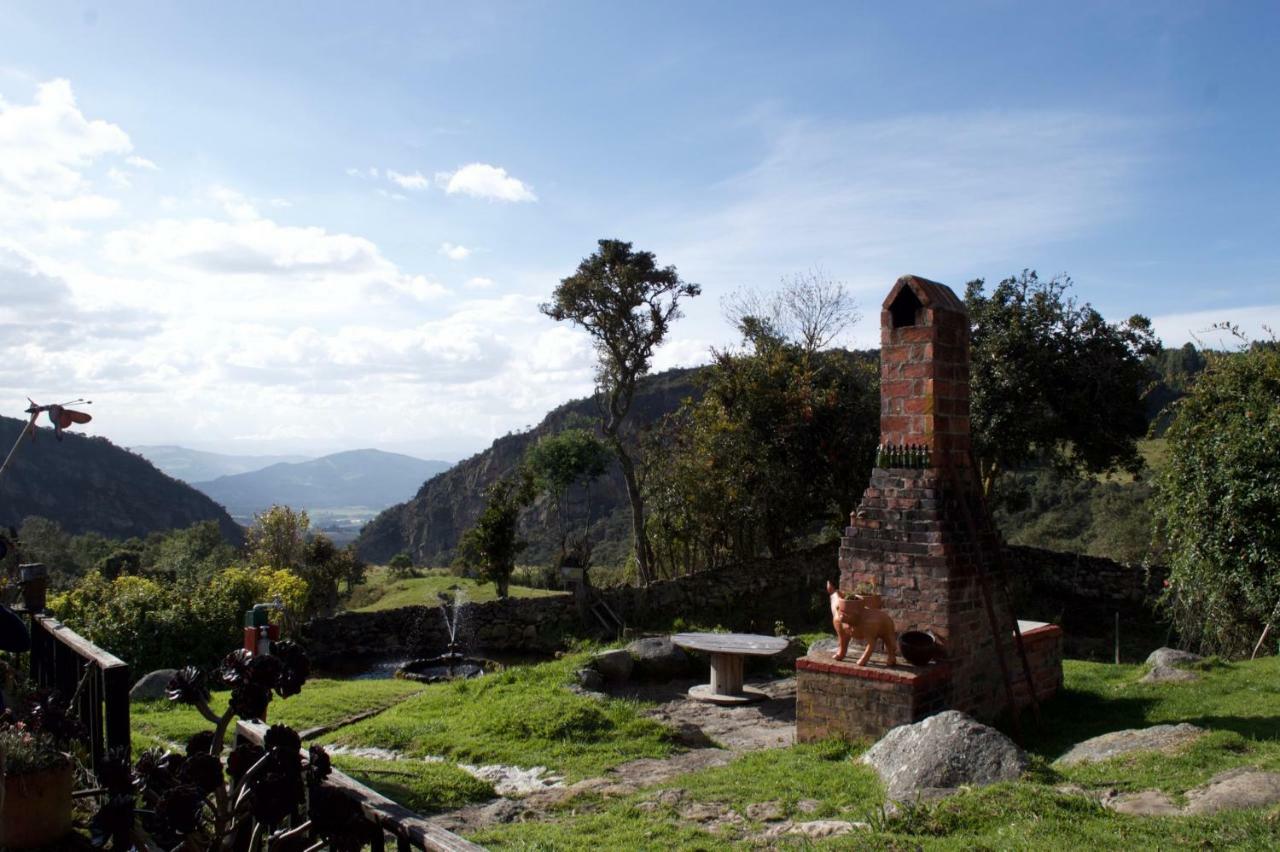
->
[1019,686,1159,759]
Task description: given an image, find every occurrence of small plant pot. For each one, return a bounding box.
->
[898,630,940,667]
[855,593,881,610]
[1,760,73,848]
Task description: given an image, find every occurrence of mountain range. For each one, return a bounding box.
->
[132,445,313,483]
[355,367,701,566]
[0,416,242,542]
[191,450,452,521]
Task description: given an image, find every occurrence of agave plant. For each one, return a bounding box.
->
[90,643,367,851]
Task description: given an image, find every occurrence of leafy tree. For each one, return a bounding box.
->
[1155,338,1280,656]
[646,322,879,574]
[341,544,367,593]
[146,519,237,581]
[966,271,1160,498]
[541,239,701,584]
[245,505,309,571]
[455,470,535,598]
[387,551,415,578]
[524,426,611,568]
[299,532,346,617]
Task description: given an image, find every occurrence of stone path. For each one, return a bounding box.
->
[430,674,798,834]
[1101,768,1280,817]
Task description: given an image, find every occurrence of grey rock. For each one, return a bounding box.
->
[761,819,867,839]
[670,722,716,749]
[796,798,820,814]
[575,667,605,691]
[1103,789,1181,816]
[1183,768,1280,815]
[1141,664,1201,684]
[861,710,1028,801]
[1145,647,1202,668]
[1057,723,1206,766]
[130,669,178,702]
[590,648,633,682]
[626,636,693,680]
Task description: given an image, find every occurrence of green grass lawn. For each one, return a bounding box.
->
[316,651,678,779]
[472,655,1280,850]
[343,566,566,612]
[130,677,426,753]
[331,755,495,813]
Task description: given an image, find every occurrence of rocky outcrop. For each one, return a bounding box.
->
[0,416,241,543]
[1140,647,1204,683]
[861,711,1028,801]
[129,669,178,702]
[626,636,694,680]
[1056,723,1205,766]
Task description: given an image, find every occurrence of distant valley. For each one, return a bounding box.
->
[184,449,452,543]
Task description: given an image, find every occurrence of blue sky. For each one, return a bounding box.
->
[1,2,1277,459]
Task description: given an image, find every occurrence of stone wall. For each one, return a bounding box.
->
[304,541,1165,669]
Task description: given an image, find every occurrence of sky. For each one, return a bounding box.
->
[1,1,1277,461]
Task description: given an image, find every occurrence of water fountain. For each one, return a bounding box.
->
[396,589,497,683]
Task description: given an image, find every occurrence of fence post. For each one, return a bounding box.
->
[103,664,131,761]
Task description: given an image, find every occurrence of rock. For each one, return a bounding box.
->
[1141,665,1201,684]
[1103,789,1181,816]
[1145,647,1202,668]
[1183,768,1280,815]
[591,649,633,682]
[130,669,178,702]
[796,798,820,814]
[626,636,693,680]
[476,798,526,824]
[669,722,716,749]
[763,819,866,838]
[861,710,1028,801]
[575,667,605,692]
[745,801,786,822]
[680,801,730,822]
[1056,723,1206,766]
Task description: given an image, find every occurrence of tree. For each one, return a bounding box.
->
[341,544,367,594]
[1155,337,1280,656]
[455,470,534,598]
[387,552,415,579]
[966,271,1160,498]
[721,267,861,353]
[541,239,701,584]
[524,426,611,568]
[245,505,309,571]
[646,321,879,574]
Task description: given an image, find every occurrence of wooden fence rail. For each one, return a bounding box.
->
[236,720,485,852]
[27,614,131,774]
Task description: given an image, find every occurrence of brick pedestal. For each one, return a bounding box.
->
[796,651,950,742]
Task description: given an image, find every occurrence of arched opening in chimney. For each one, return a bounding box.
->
[889,286,923,328]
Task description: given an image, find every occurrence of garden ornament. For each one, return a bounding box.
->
[827,580,897,666]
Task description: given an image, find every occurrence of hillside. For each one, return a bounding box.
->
[192,449,451,520]
[0,416,242,542]
[132,445,312,483]
[355,367,702,566]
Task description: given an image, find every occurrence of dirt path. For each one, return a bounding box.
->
[430,674,797,834]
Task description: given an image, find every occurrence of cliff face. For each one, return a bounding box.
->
[355,367,702,566]
[0,416,242,543]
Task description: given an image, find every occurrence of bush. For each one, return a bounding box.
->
[50,565,308,673]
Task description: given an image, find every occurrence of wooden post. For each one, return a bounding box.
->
[103,664,131,761]
[1114,612,1121,664]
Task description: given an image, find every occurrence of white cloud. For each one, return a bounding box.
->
[436,163,536,202]
[1150,304,1280,348]
[125,155,157,170]
[376,188,408,202]
[439,242,471,261]
[387,169,430,190]
[464,276,494,289]
[106,167,131,189]
[0,78,131,195]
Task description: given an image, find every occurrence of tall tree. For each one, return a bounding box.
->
[245,505,309,571]
[721,267,861,353]
[1155,336,1280,656]
[524,426,611,569]
[541,239,700,584]
[966,271,1160,498]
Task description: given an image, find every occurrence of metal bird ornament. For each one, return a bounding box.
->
[24,397,92,441]
[0,397,93,481]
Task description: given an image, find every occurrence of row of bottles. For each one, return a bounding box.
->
[876,443,932,468]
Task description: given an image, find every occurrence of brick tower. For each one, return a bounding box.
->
[796,275,1062,742]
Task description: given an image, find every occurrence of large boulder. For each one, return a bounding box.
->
[861,710,1028,801]
[130,669,178,702]
[590,649,633,682]
[1056,723,1206,766]
[1145,647,1202,668]
[626,636,693,680]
